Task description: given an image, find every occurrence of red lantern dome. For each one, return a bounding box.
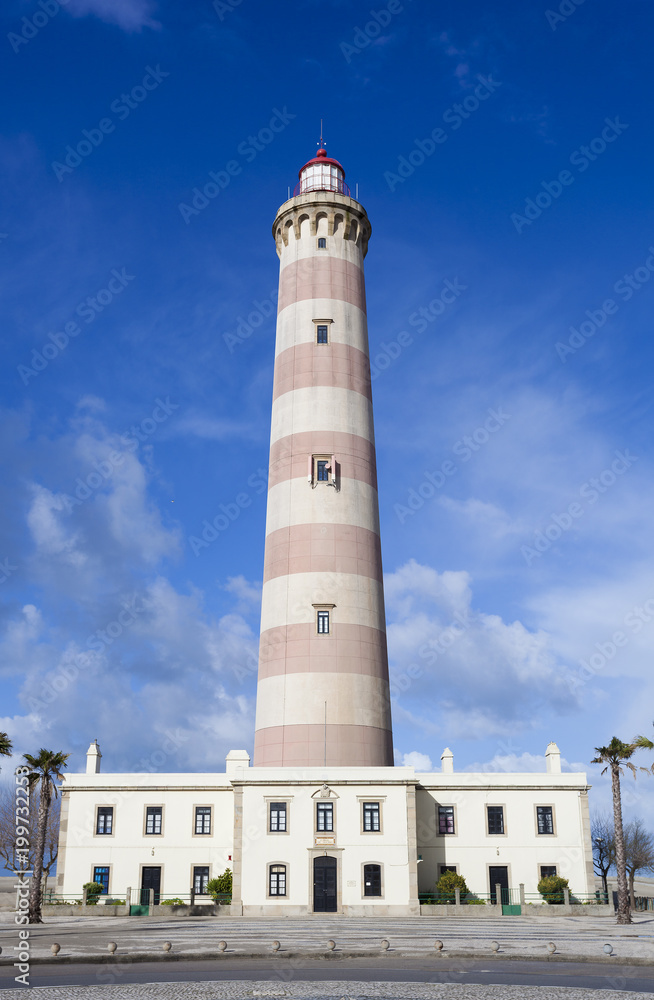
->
[295,146,350,197]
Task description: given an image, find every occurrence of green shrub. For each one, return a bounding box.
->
[104,899,125,906]
[207,868,233,903]
[537,875,569,904]
[83,881,105,905]
[162,898,185,905]
[434,869,470,904]
[466,898,486,905]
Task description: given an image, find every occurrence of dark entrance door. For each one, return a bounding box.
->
[140,866,161,906]
[313,856,337,912]
[489,865,509,905]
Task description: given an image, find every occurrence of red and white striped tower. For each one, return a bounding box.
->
[253,143,394,767]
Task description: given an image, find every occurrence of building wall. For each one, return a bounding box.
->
[416,774,594,898]
[58,774,233,902]
[57,757,593,911]
[234,769,417,915]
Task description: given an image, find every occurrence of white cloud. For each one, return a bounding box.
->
[66,0,160,32]
[385,559,577,739]
[224,575,262,613]
[27,485,85,566]
[1,405,260,771]
[174,412,260,442]
[463,751,586,774]
[398,750,433,771]
[438,496,524,538]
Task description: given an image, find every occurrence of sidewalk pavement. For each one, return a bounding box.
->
[1,914,654,966]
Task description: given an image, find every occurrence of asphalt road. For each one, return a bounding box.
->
[0,957,653,993]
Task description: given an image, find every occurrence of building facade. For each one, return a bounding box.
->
[56,742,594,912]
[55,145,595,913]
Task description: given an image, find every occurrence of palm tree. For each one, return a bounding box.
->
[633,725,654,760]
[591,738,638,924]
[0,732,13,759]
[23,750,69,923]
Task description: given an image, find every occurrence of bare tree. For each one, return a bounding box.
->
[0,785,61,879]
[624,818,654,910]
[591,811,615,901]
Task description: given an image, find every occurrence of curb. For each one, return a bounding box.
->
[2,950,653,968]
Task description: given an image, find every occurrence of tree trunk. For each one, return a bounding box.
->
[28,778,50,924]
[611,762,631,924]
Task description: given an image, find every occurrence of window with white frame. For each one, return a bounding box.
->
[269,802,287,832]
[316,801,333,832]
[309,454,336,487]
[537,806,554,835]
[193,866,209,895]
[96,807,113,835]
[195,806,211,835]
[363,802,380,831]
[487,805,504,835]
[312,318,332,345]
[269,864,286,896]
[363,863,382,896]
[317,610,330,634]
[93,866,109,894]
[145,807,162,835]
[438,805,455,835]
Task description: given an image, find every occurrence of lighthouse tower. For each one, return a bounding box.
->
[253,143,394,767]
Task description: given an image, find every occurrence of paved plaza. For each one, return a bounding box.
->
[2,915,654,997]
[1,914,653,964]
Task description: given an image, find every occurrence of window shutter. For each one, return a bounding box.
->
[330,455,336,484]
[308,455,313,484]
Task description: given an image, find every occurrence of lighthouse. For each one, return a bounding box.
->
[253,142,394,767]
[56,144,596,917]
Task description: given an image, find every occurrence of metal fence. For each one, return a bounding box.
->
[419,890,611,907]
[42,890,230,906]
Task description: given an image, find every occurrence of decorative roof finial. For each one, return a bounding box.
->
[318,118,326,151]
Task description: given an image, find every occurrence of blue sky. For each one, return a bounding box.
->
[1,0,653,826]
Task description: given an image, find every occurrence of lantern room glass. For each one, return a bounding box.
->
[299,163,344,194]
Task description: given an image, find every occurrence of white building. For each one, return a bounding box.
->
[56,143,595,914]
[56,741,594,912]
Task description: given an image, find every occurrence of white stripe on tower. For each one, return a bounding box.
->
[253,146,393,767]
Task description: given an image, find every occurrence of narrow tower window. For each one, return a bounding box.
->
[317,610,330,634]
[310,455,337,487]
[313,318,332,344]
[317,238,327,249]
